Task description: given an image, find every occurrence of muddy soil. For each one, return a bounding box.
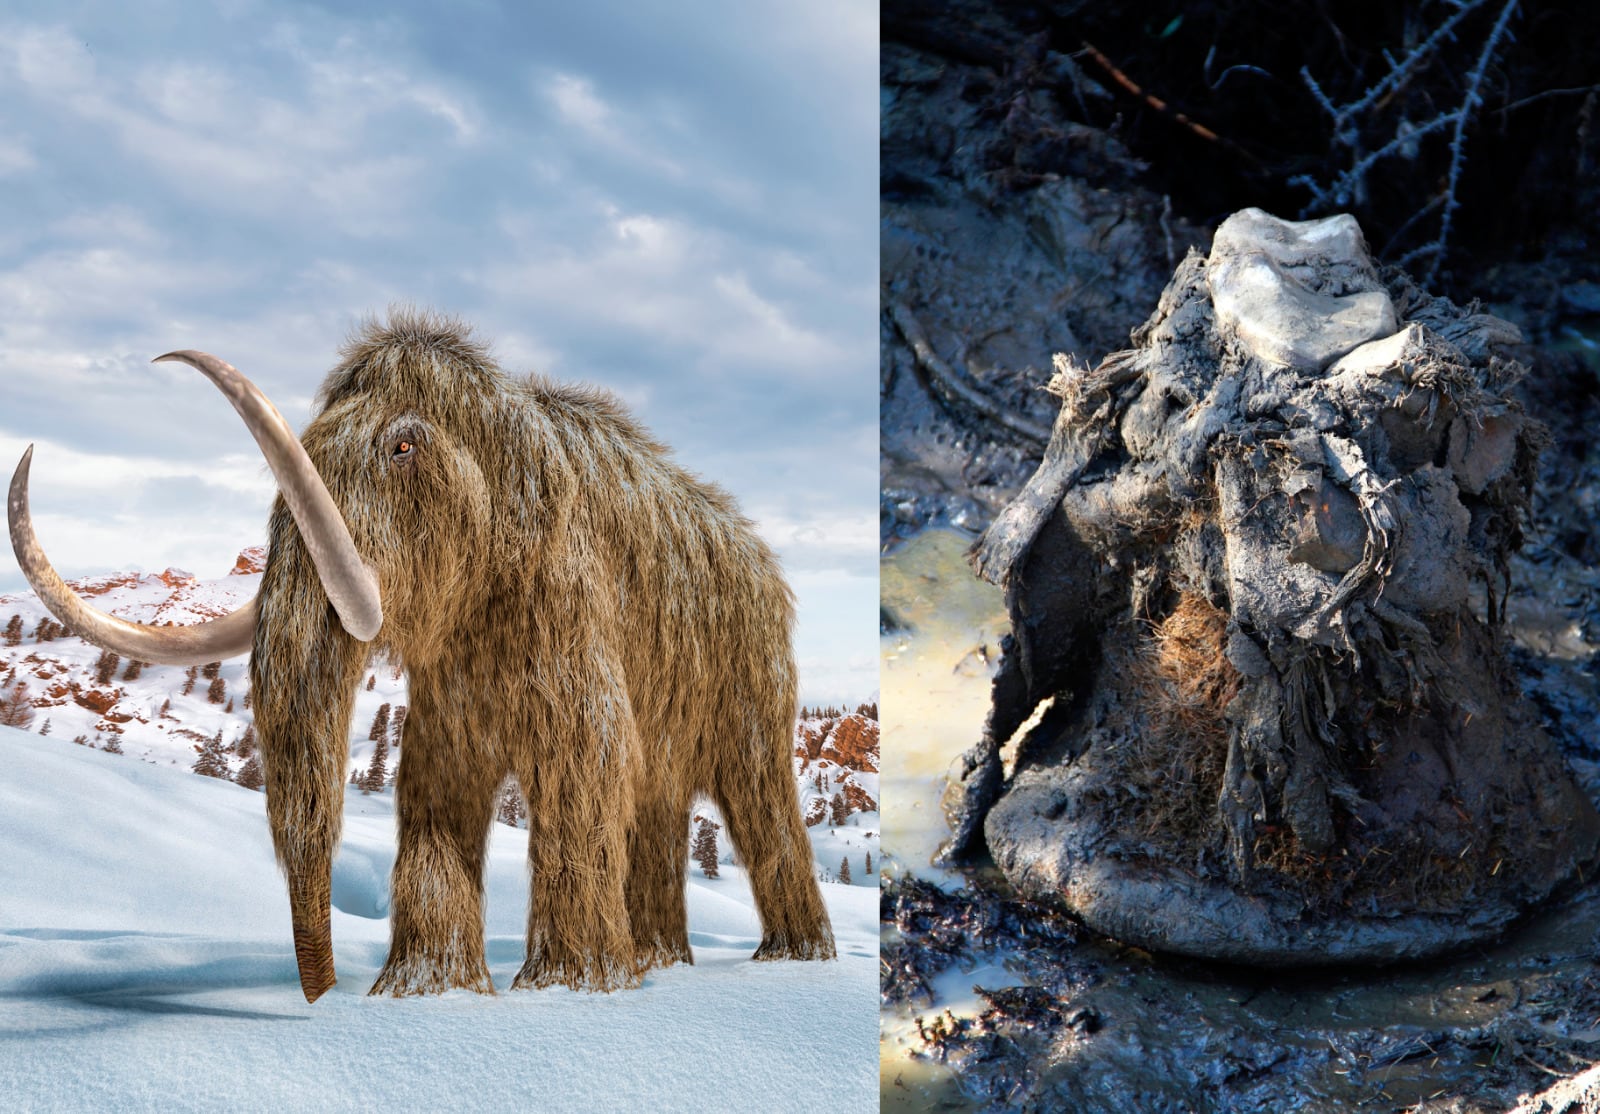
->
[880,3,1600,1111]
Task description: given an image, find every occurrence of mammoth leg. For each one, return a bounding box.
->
[710,706,836,962]
[512,656,641,993]
[626,784,694,971]
[370,701,497,997]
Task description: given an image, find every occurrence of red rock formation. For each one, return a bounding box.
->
[230,546,268,575]
[822,714,879,773]
[842,781,878,814]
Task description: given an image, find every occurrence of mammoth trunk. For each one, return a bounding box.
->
[252,511,370,1002]
[287,862,337,1003]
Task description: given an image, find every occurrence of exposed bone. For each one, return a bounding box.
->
[8,445,258,664]
[1206,209,1397,370]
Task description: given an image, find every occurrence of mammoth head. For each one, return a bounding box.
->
[282,316,506,660]
[6,350,384,664]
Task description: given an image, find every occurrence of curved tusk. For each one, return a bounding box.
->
[9,445,259,664]
[153,350,382,641]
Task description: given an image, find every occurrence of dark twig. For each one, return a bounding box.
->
[1295,0,1520,281]
[887,299,1052,445]
[1493,84,1600,117]
[1430,0,1521,283]
[1079,41,1264,170]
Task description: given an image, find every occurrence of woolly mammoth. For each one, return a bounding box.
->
[8,311,834,1001]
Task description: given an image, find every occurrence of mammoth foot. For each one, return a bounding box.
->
[512,950,643,993]
[634,936,694,973]
[752,928,837,962]
[369,951,494,997]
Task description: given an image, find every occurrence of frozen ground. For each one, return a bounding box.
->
[0,727,877,1112]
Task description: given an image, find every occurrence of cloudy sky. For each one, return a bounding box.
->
[0,0,877,704]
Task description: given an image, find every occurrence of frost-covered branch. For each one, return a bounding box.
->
[1295,0,1520,282]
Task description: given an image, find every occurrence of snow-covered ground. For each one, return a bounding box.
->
[0,726,878,1111]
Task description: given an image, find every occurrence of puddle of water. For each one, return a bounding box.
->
[880,529,1010,1110]
[879,529,1008,887]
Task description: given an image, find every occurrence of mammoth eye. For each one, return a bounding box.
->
[394,440,415,457]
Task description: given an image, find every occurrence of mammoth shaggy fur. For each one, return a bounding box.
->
[13,309,835,1001]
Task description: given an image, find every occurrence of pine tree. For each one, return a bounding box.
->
[496,780,525,827]
[366,674,376,691]
[361,737,389,794]
[192,734,230,780]
[839,856,852,885]
[0,681,35,729]
[158,697,172,719]
[202,662,221,681]
[391,705,407,744]
[864,850,873,877]
[37,717,51,736]
[243,687,251,710]
[207,677,226,704]
[102,734,123,755]
[830,790,849,827]
[693,818,722,879]
[237,724,256,757]
[369,702,391,742]
[122,658,145,682]
[3,614,21,646]
[93,650,120,685]
[225,697,234,713]
[72,734,87,746]
[235,753,264,790]
[181,666,197,696]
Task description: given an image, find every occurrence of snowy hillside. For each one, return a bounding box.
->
[0,551,879,886]
[0,722,877,1110]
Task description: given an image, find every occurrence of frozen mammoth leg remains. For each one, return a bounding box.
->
[954,208,1600,966]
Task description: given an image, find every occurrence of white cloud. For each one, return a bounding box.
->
[480,204,844,377]
[547,72,612,138]
[540,70,687,181]
[0,19,478,234]
[0,432,274,502]
[0,135,35,176]
[8,25,96,95]
[755,507,878,575]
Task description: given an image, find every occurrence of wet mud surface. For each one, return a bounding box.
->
[880,4,1600,1111]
